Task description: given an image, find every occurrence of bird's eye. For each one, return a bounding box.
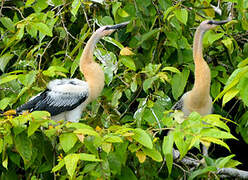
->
[104,26,111,30]
[207,20,214,25]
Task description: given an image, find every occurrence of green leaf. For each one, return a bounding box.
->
[100,16,114,25]
[211,81,221,98]
[74,128,100,137]
[66,123,94,130]
[174,9,188,25]
[138,29,160,45]
[43,66,68,77]
[33,22,53,37]
[0,138,3,154]
[117,8,129,17]
[28,122,41,137]
[2,157,8,169]
[216,155,235,168]
[162,67,180,73]
[32,0,49,12]
[102,37,124,49]
[171,69,190,100]
[0,75,18,85]
[188,166,217,180]
[120,56,136,71]
[64,154,80,178]
[201,129,237,140]
[71,0,81,16]
[52,160,65,172]
[15,132,32,162]
[222,38,234,54]
[30,111,50,120]
[201,137,230,151]
[0,52,14,72]
[143,76,158,93]
[203,31,224,46]
[222,88,239,107]
[104,135,123,143]
[79,153,102,161]
[203,114,230,132]
[0,97,12,110]
[237,76,248,106]
[18,71,37,87]
[117,166,137,180]
[162,133,174,174]
[0,17,15,32]
[132,128,153,149]
[60,133,78,152]
[26,24,38,38]
[142,147,163,162]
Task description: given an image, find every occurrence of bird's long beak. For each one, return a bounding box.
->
[105,21,129,30]
[211,19,231,25]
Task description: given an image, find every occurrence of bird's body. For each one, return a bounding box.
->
[172,19,230,116]
[17,22,128,122]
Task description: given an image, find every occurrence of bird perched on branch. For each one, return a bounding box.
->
[172,19,230,116]
[17,22,129,122]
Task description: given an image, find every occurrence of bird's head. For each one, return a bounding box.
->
[95,21,129,38]
[199,19,231,31]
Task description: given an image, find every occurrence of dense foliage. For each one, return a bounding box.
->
[0,0,248,179]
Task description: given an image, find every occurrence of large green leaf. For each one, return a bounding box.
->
[237,76,248,106]
[0,17,15,32]
[60,133,78,152]
[64,154,80,178]
[79,153,102,161]
[174,9,188,25]
[171,69,190,100]
[15,132,32,163]
[142,147,163,162]
[32,22,53,37]
[162,133,174,174]
[0,52,14,72]
[132,128,153,149]
[120,56,136,71]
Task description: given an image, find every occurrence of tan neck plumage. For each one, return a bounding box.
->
[80,33,105,101]
[189,26,211,106]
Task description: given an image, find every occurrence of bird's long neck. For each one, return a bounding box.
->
[190,27,211,104]
[80,33,105,101]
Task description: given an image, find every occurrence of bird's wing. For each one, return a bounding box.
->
[17,79,89,116]
[172,97,183,111]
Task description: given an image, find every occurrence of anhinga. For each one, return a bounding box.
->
[172,19,230,116]
[17,22,129,122]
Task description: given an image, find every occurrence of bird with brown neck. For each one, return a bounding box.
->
[172,19,230,116]
[17,22,129,122]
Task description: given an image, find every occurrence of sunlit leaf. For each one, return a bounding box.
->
[0,17,15,32]
[15,132,32,163]
[222,88,239,107]
[136,151,146,163]
[162,133,174,174]
[174,9,188,25]
[120,56,136,71]
[132,128,153,149]
[60,133,78,152]
[64,154,80,177]
[142,147,163,162]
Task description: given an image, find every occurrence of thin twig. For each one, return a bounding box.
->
[0,0,4,17]
[2,6,25,19]
[60,15,79,41]
[38,37,57,71]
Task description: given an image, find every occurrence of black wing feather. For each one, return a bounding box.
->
[17,89,88,116]
[172,98,183,111]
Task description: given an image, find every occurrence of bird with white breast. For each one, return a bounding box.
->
[17,22,129,122]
